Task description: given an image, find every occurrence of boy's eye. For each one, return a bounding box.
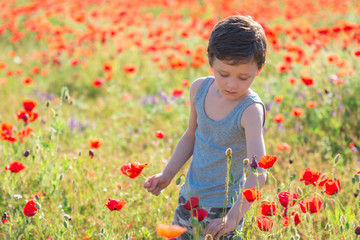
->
[220,74,229,77]
[239,78,248,81]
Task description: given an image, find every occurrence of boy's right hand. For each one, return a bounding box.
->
[143,173,171,196]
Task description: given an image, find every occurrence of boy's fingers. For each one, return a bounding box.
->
[148,179,158,191]
[143,176,155,188]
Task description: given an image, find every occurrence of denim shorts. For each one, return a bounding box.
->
[172,193,243,240]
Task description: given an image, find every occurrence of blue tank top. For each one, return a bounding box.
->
[179,76,266,208]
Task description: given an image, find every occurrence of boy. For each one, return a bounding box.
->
[144,15,267,239]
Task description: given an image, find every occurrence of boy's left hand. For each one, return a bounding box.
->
[203,216,236,239]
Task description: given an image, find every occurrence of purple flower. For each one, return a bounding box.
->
[266,101,274,112]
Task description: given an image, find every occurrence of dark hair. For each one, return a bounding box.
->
[207,15,267,69]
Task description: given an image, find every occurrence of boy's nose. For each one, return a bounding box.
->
[227,79,237,88]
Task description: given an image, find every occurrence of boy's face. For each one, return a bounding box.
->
[211,57,261,101]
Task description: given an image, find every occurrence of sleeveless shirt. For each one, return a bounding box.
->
[179,76,266,208]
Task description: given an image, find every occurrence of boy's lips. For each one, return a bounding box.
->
[225,90,237,94]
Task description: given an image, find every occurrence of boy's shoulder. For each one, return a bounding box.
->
[191,76,208,88]
[189,76,209,98]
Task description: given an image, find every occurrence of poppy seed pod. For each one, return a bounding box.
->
[89,149,94,159]
[23,150,30,157]
[355,226,360,235]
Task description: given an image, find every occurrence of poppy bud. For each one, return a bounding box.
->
[324,89,329,95]
[89,149,94,159]
[340,215,346,225]
[296,186,303,195]
[35,202,41,210]
[354,192,358,198]
[243,158,249,166]
[250,156,258,169]
[334,154,341,165]
[289,159,294,164]
[23,150,30,157]
[225,148,232,157]
[46,101,50,108]
[176,177,182,185]
[63,214,72,222]
[63,220,69,228]
[319,173,328,181]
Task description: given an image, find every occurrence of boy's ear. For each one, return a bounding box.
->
[256,64,265,76]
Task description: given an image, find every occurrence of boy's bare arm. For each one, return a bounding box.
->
[162,78,203,179]
[203,103,266,238]
[144,78,204,195]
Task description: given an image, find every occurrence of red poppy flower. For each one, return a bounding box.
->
[22,99,37,112]
[89,138,103,149]
[121,161,148,179]
[278,192,298,208]
[0,78,7,85]
[181,79,190,87]
[0,62,7,69]
[299,197,322,214]
[69,58,79,66]
[93,78,105,88]
[300,168,321,186]
[156,224,186,239]
[274,96,283,103]
[257,202,277,216]
[21,76,33,85]
[301,77,314,87]
[122,64,137,73]
[242,188,261,203]
[306,100,317,108]
[17,127,34,143]
[5,161,26,173]
[192,208,208,221]
[273,114,284,123]
[276,142,291,151]
[154,130,164,139]
[30,66,41,75]
[290,108,304,117]
[0,122,17,142]
[17,110,39,123]
[170,88,184,97]
[23,200,37,217]
[183,196,199,210]
[103,62,112,72]
[315,175,329,190]
[281,211,301,227]
[258,155,277,169]
[2,213,9,224]
[288,78,297,85]
[124,220,133,229]
[324,179,341,195]
[256,216,273,231]
[354,50,360,57]
[104,199,126,211]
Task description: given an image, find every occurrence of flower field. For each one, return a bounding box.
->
[0,0,360,239]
